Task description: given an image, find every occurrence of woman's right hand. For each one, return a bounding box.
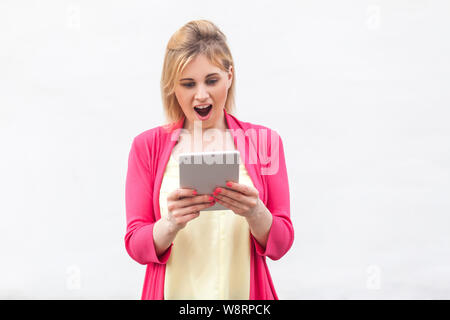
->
[165,188,215,233]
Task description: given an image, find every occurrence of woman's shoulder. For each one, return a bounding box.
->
[132,121,178,146]
[132,126,160,146]
[129,125,175,166]
[233,116,282,141]
[230,112,278,134]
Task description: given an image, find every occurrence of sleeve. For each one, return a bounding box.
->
[251,130,294,260]
[124,136,173,265]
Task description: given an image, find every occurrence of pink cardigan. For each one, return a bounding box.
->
[125,109,294,299]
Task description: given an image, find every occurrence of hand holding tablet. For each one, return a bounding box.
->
[165,188,215,232]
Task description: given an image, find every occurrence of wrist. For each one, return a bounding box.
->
[164,217,180,236]
[245,199,273,249]
[246,198,265,223]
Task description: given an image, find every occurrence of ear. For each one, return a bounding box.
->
[227,65,233,90]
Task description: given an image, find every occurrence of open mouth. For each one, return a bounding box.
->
[194,104,212,117]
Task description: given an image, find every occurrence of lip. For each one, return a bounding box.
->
[194,103,212,108]
[194,104,213,121]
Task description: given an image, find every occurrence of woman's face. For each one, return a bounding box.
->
[174,54,233,132]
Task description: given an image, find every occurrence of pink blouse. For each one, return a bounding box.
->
[124,108,294,299]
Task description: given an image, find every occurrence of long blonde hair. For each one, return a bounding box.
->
[160,20,236,124]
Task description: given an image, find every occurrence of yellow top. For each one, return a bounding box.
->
[159,151,252,300]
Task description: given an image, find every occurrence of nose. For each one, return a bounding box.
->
[194,83,210,101]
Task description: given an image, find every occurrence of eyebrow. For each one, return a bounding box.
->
[179,73,219,81]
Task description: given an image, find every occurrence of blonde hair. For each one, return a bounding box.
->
[160,20,236,124]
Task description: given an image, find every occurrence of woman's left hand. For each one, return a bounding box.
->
[212,181,262,219]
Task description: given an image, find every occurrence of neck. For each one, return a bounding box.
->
[175,111,232,153]
[183,110,228,134]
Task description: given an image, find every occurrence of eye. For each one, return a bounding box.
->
[181,79,218,88]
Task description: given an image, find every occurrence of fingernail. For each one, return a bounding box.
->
[226,181,232,187]
[192,190,197,196]
[208,196,214,202]
[214,187,221,195]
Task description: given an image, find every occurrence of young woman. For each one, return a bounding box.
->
[125,19,294,300]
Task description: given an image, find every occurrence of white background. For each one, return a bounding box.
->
[1,0,449,299]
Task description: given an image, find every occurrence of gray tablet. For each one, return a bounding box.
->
[179,150,240,211]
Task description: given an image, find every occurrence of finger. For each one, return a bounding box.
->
[176,212,200,225]
[167,195,212,213]
[176,194,214,209]
[217,197,244,212]
[173,202,214,218]
[214,193,247,211]
[225,181,257,197]
[167,188,196,201]
[215,187,241,200]
[215,187,252,207]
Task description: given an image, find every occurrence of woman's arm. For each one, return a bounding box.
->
[125,135,174,265]
[251,130,294,260]
[213,129,294,260]
[153,217,178,257]
[245,199,273,249]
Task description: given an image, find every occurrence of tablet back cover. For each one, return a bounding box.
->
[179,150,240,211]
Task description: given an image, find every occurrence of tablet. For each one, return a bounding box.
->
[179,150,240,211]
